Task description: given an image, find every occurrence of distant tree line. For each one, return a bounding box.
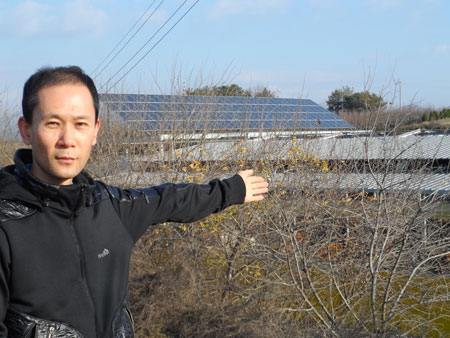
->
[184,84,277,98]
[327,86,386,114]
[421,107,450,122]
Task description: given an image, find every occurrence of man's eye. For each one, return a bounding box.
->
[76,122,88,127]
[47,121,59,126]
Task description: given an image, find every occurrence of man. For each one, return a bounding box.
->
[0,66,268,337]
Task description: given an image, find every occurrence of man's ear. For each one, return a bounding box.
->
[18,117,32,145]
[92,119,100,146]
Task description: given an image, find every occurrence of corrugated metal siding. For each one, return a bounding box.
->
[136,134,450,195]
[168,134,450,162]
[272,172,450,195]
[274,134,450,160]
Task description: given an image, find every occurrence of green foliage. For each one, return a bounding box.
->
[431,111,439,120]
[327,86,386,113]
[251,86,277,98]
[419,108,450,124]
[326,86,354,113]
[184,84,276,98]
[350,91,386,111]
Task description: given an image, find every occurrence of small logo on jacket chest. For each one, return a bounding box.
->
[98,248,110,259]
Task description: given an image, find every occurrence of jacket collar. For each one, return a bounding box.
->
[10,149,96,212]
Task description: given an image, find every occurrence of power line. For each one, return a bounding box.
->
[102,0,189,90]
[92,0,157,77]
[103,0,200,92]
[91,0,163,79]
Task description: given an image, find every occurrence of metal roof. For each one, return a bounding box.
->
[315,172,450,195]
[106,170,450,196]
[165,134,450,162]
[305,134,450,160]
[121,133,450,195]
[251,171,449,195]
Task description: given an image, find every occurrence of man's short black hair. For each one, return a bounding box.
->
[22,66,99,123]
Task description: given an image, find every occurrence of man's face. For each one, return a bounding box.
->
[18,83,100,185]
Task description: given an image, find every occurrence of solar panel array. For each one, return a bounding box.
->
[100,94,354,132]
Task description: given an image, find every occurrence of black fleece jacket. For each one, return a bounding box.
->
[0,149,246,337]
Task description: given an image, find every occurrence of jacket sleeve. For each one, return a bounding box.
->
[108,174,246,243]
[0,228,10,336]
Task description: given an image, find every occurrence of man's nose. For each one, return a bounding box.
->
[58,126,76,147]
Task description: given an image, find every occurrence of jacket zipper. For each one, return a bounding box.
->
[69,185,100,337]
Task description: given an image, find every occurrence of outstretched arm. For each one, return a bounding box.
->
[238,169,269,203]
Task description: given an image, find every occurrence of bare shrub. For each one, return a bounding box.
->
[340,106,425,132]
[0,94,20,167]
[92,87,449,337]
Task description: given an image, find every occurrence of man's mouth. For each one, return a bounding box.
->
[56,156,76,164]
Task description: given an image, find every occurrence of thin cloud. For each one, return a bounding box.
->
[364,0,403,12]
[208,0,291,20]
[308,0,337,9]
[10,1,56,37]
[434,44,450,58]
[61,0,108,37]
[239,69,359,86]
[3,0,108,38]
[145,9,168,25]
[236,68,363,102]
[423,0,440,4]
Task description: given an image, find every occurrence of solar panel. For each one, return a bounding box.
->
[100,94,354,132]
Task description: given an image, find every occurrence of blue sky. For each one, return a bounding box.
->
[1,0,449,109]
